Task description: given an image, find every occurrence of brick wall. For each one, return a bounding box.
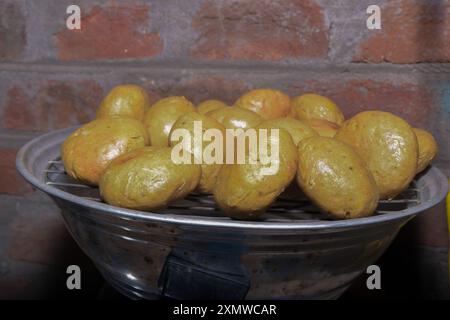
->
[0,0,449,298]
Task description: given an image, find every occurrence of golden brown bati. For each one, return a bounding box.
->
[144,96,196,147]
[61,118,149,185]
[260,117,318,146]
[197,99,228,115]
[413,128,438,173]
[308,119,340,138]
[214,124,298,220]
[292,93,345,125]
[206,106,263,129]
[96,84,150,121]
[169,112,226,194]
[335,111,418,199]
[99,147,201,210]
[296,136,379,219]
[234,89,291,120]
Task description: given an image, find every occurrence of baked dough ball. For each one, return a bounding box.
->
[96,84,150,121]
[413,128,438,173]
[197,99,228,115]
[296,136,379,219]
[335,111,418,199]
[214,124,298,220]
[292,93,344,125]
[234,89,291,120]
[206,107,263,129]
[61,118,149,185]
[169,112,226,194]
[144,96,196,147]
[260,117,317,146]
[308,119,340,138]
[99,147,201,210]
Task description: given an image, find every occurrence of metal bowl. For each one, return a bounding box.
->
[16,127,448,300]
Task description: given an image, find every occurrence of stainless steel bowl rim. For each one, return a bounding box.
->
[16,127,449,231]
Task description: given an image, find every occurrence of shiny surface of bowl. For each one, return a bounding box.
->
[16,127,449,299]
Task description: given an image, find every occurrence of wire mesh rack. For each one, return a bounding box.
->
[16,127,449,299]
[44,157,421,222]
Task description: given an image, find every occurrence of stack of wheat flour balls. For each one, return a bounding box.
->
[61,85,438,220]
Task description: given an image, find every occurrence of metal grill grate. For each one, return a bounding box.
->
[45,157,421,222]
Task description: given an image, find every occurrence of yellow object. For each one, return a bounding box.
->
[169,112,226,194]
[96,84,150,121]
[308,118,340,138]
[413,128,439,174]
[335,111,418,200]
[61,118,149,185]
[259,117,317,146]
[213,124,298,220]
[296,136,379,219]
[234,89,292,120]
[447,180,450,235]
[144,96,196,147]
[206,106,262,129]
[291,93,345,126]
[100,147,201,210]
[197,100,227,115]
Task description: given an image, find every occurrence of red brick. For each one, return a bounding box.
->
[3,80,103,131]
[56,5,163,60]
[354,1,450,63]
[0,2,26,60]
[191,0,328,60]
[3,86,33,131]
[290,80,433,127]
[0,149,34,195]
